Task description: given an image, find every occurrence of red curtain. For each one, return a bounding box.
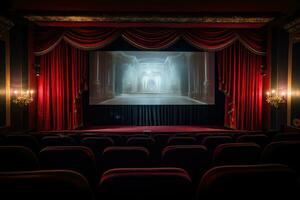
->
[37,41,88,130]
[34,28,266,131]
[34,28,265,55]
[217,41,263,130]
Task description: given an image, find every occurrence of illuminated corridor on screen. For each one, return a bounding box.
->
[89,51,215,105]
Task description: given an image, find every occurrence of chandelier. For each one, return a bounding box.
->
[12,90,34,107]
[266,89,286,109]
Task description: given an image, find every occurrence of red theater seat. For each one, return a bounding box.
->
[5,135,40,153]
[82,137,115,154]
[272,132,300,141]
[197,164,298,199]
[98,167,192,200]
[213,143,261,166]
[0,146,40,171]
[161,145,209,182]
[41,135,77,147]
[0,170,94,200]
[153,134,170,147]
[262,141,300,174]
[126,137,156,156]
[102,146,150,170]
[39,146,97,186]
[167,136,197,146]
[236,134,269,147]
[201,136,233,155]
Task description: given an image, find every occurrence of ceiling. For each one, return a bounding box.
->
[2,0,299,29]
[4,0,300,15]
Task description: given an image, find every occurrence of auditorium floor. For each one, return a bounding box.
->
[97,94,207,105]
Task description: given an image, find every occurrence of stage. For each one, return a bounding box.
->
[57,125,245,134]
[96,94,206,105]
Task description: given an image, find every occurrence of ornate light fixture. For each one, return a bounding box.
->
[266,89,286,109]
[12,90,34,107]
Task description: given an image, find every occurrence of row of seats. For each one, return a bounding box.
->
[0,132,277,154]
[1,140,300,185]
[0,164,298,200]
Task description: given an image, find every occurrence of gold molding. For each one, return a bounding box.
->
[285,17,300,32]
[24,15,273,24]
[287,33,293,126]
[285,17,300,126]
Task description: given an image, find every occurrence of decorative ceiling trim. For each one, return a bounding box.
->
[284,17,300,43]
[24,15,273,24]
[0,17,14,38]
[285,17,300,32]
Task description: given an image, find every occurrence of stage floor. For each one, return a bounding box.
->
[96,94,206,105]
[79,125,240,133]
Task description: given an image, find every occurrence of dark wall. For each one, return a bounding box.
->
[10,20,29,129]
[270,28,289,130]
[83,38,225,126]
[0,40,5,127]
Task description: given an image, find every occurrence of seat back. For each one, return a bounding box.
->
[213,143,261,166]
[39,146,97,185]
[5,135,40,153]
[0,146,39,171]
[197,164,298,199]
[82,137,114,155]
[202,136,233,155]
[41,135,77,147]
[99,167,192,200]
[0,170,94,200]
[261,141,300,173]
[162,145,209,181]
[102,146,150,170]
[236,134,269,147]
[272,132,300,141]
[167,136,197,146]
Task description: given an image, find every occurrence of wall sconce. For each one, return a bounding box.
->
[266,89,286,109]
[12,90,34,107]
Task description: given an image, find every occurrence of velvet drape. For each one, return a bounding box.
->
[38,41,88,130]
[217,42,263,130]
[35,28,266,130]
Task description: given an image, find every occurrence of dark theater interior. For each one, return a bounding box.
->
[1,0,300,199]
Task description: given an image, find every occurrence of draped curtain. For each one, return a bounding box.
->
[38,40,88,130]
[34,28,266,130]
[217,42,263,130]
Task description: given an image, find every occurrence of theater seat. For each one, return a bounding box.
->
[272,132,300,141]
[98,167,192,200]
[102,146,150,170]
[127,137,156,157]
[167,136,197,146]
[201,136,233,155]
[236,134,269,147]
[5,135,40,153]
[213,143,261,166]
[39,146,97,186]
[0,146,40,171]
[161,145,209,182]
[261,141,300,174]
[0,170,94,200]
[82,137,114,155]
[41,135,77,147]
[197,164,298,199]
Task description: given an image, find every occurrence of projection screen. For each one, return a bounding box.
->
[89,51,215,105]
